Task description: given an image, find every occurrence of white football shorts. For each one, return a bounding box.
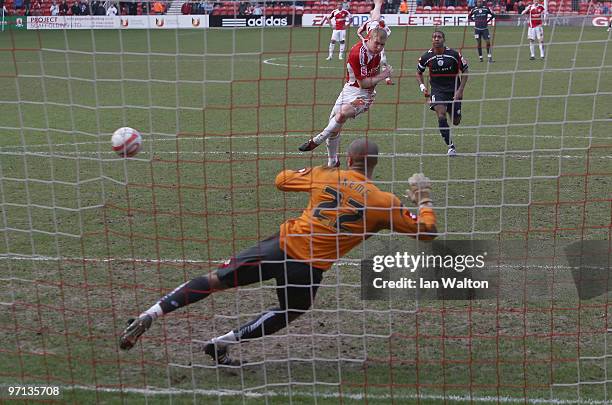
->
[331,29,347,42]
[528,26,544,40]
[331,84,376,119]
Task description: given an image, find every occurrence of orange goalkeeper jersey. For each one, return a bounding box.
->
[275,166,437,270]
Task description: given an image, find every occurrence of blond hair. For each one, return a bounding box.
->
[369,27,388,41]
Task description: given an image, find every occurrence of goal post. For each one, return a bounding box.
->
[0,7,611,404]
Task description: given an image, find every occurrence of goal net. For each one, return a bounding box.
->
[0,5,611,404]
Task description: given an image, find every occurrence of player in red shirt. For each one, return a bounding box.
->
[357,6,393,84]
[521,0,547,60]
[327,3,352,60]
[299,0,392,168]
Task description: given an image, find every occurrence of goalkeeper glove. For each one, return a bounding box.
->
[405,173,433,207]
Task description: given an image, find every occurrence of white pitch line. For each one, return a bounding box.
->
[262,54,612,75]
[5,384,605,405]
[0,254,582,271]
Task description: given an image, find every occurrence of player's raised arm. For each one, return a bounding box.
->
[357,20,367,41]
[388,173,437,239]
[370,0,383,22]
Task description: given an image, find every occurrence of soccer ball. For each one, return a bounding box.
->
[111,127,142,157]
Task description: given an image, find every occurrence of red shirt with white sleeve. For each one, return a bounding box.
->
[526,3,546,28]
[346,41,382,88]
[330,9,351,30]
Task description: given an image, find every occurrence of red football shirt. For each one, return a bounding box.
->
[330,9,351,30]
[345,41,382,88]
[527,4,546,28]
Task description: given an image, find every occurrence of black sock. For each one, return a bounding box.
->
[486,45,491,56]
[478,47,482,58]
[158,275,213,314]
[438,117,451,146]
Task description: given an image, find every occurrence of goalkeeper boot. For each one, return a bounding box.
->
[119,314,152,350]
[447,145,457,157]
[298,139,320,152]
[204,342,240,366]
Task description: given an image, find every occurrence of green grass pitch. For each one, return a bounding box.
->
[0,25,611,404]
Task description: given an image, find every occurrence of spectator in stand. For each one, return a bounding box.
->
[467,0,476,10]
[517,0,526,14]
[603,2,609,14]
[106,2,117,14]
[59,0,68,14]
[181,0,191,14]
[24,0,30,15]
[399,0,408,12]
[203,1,213,13]
[152,1,164,14]
[238,1,246,14]
[79,0,90,14]
[383,0,395,13]
[253,2,262,14]
[91,0,99,13]
[94,0,106,14]
[1,0,7,16]
[31,0,42,15]
[14,0,23,13]
[191,0,201,14]
[71,0,80,14]
[140,1,148,14]
[50,0,59,14]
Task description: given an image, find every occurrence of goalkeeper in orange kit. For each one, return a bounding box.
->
[119,138,438,365]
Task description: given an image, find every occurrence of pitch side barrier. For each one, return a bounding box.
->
[16,14,611,30]
[302,13,611,28]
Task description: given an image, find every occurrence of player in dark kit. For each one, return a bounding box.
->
[416,30,469,156]
[468,0,495,62]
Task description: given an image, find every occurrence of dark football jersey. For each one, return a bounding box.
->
[417,47,469,93]
[469,6,495,30]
